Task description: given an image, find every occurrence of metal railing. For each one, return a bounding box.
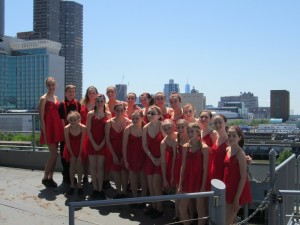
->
[0,112,40,151]
[69,179,226,225]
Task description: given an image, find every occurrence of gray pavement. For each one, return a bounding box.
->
[0,166,176,225]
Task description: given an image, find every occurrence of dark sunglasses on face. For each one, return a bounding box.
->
[147,111,157,116]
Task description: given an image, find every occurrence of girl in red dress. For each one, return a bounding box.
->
[154,92,173,120]
[63,111,86,195]
[211,114,228,181]
[169,92,183,123]
[80,86,98,125]
[142,105,165,218]
[122,110,147,200]
[182,103,198,124]
[125,92,140,119]
[80,86,98,183]
[198,110,217,192]
[86,94,112,199]
[224,126,252,225]
[139,92,154,124]
[105,103,131,198]
[39,77,64,188]
[178,123,209,225]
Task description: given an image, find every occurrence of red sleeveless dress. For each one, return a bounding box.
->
[183,148,203,193]
[63,131,84,161]
[144,130,163,175]
[80,104,89,125]
[211,142,227,181]
[86,116,107,156]
[126,131,145,173]
[107,126,125,172]
[224,152,252,205]
[40,100,64,145]
[165,143,174,185]
[201,133,213,191]
[173,145,183,185]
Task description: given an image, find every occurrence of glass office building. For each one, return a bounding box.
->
[0,37,64,110]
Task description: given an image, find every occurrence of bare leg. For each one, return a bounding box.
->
[89,156,98,191]
[121,169,129,195]
[96,156,105,192]
[153,174,163,211]
[129,171,138,197]
[44,143,58,179]
[179,198,191,225]
[196,198,206,225]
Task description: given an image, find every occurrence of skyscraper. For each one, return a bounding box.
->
[60,1,83,99]
[270,90,290,122]
[32,0,83,98]
[116,84,127,101]
[33,0,60,42]
[0,0,4,42]
[164,79,180,103]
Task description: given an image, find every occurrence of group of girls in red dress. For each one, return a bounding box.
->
[39,78,252,224]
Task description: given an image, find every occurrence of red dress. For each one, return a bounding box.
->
[40,100,64,145]
[224,152,252,205]
[107,126,125,172]
[165,143,174,185]
[80,104,89,125]
[63,131,84,161]
[173,145,183,185]
[126,131,146,173]
[211,142,227,181]
[201,133,213,191]
[182,148,203,193]
[86,116,107,156]
[144,130,164,175]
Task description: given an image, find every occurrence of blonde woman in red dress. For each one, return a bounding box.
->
[224,126,252,225]
[142,105,165,219]
[86,94,112,199]
[123,110,147,203]
[178,123,209,225]
[63,111,86,196]
[105,103,131,198]
[39,77,64,188]
[154,92,173,120]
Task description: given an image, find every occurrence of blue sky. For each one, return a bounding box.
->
[5,0,300,114]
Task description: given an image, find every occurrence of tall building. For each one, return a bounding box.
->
[0,37,64,109]
[0,0,4,42]
[164,79,180,103]
[60,1,83,99]
[185,83,190,93]
[116,84,127,101]
[33,0,60,42]
[270,90,290,122]
[31,0,83,98]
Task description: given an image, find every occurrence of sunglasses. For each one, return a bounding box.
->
[147,111,157,116]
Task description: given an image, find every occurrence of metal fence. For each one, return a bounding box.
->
[69,179,226,225]
[0,112,40,151]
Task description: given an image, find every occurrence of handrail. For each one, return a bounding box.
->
[69,179,226,225]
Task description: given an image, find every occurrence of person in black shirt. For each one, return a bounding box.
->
[58,85,81,184]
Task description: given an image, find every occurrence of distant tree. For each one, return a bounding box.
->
[277,149,293,164]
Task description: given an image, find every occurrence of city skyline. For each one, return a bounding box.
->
[5,0,300,114]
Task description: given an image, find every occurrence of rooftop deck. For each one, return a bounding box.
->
[0,166,180,225]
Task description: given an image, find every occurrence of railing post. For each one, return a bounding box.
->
[32,114,36,152]
[69,205,75,225]
[210,179,226,225]
[268,149,277,225]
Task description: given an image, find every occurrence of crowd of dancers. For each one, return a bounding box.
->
[39,76,252,225]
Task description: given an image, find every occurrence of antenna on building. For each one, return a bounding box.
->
[121,75,124,84]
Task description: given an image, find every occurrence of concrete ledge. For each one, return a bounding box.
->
[0,149,62,171]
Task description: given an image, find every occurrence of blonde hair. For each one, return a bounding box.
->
[67,111,81,122]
